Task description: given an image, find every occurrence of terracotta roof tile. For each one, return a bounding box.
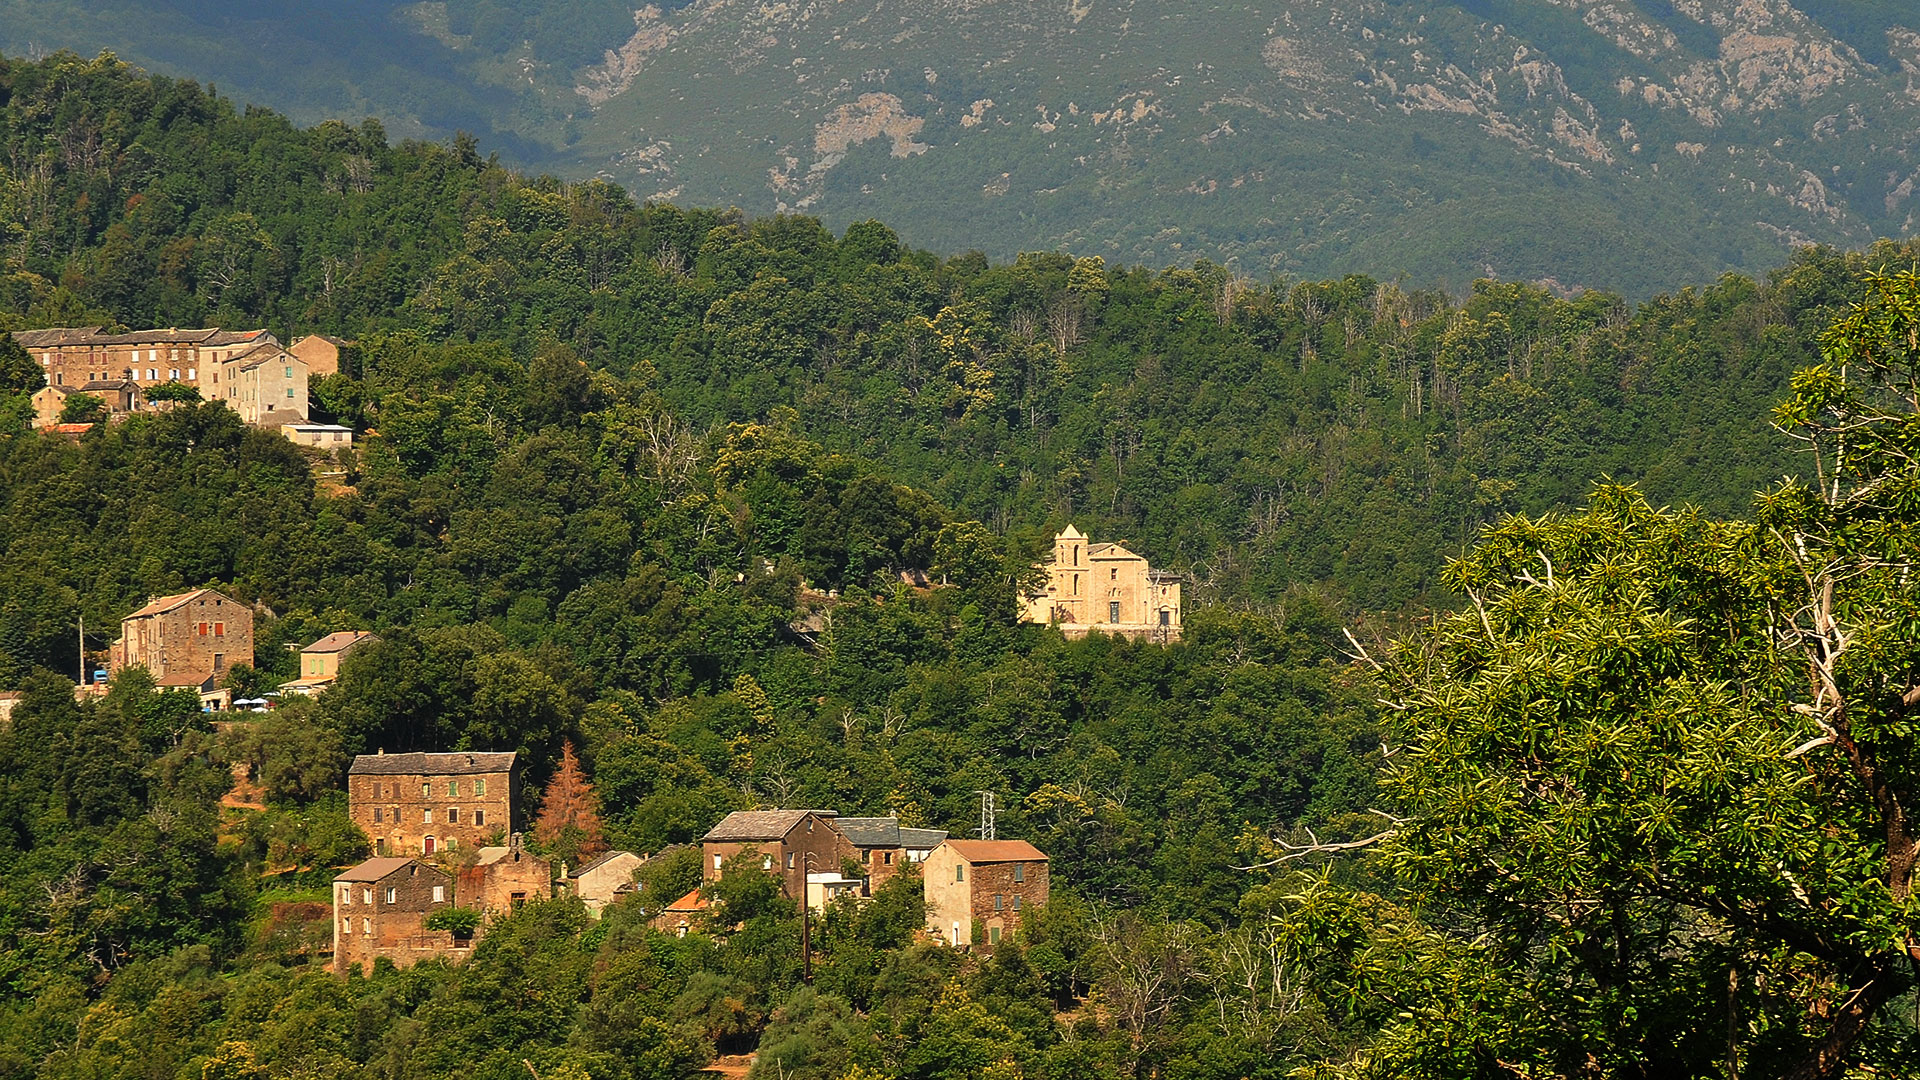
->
[941,839,1048,862]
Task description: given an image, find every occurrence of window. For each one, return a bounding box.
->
[422,783,432,798]
[284,366,293,378]
[432,886,445,903]
[169,369,178,380]
[423,836,436,854]
[341,887,351,906]
[213,622,225,636]
[994,894,1004,911]
[762,855,773,870]
[1109,601,1121,623]
[473,810,485,827]
[474,778,486,796]
[714,854,724,871]
[989,927,1001,944]
[1071,575,1079,596]
[187,368,195,380]
[861,849,871,864]
[197,621,207,635]
[423,809,433,824]
[447,808,459,824]
[786,852,795,869]
[1159,610,1170,627]
[362,917,370,933]
[955,864,965,883]
[448,781,459,797]
[1013,863,1024,883]
[286,387,294,398]
[384,887,396,904]
[884,852,893,865]
[1110,567,1117,580]
[1012,895,1022,911]
[373,808,383,823]
[342,919,351,934]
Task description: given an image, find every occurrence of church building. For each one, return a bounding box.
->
[1020,526,1181,641]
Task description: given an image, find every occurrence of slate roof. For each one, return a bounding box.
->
[347,751,517,776]
[899,827,949,850]
[701,809,838,842]
[836,817,902,848]
[941,839,1048,863]
[335,857,420,882]
[303,631,376,654]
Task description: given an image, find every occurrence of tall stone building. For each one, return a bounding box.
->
[332,858,464,973]
[12,326,309,425]
[109,589,254,691]
[346,752,518,856]
[699,810,853,902]
[1020,525,1182,641]
[923,839,1050,952]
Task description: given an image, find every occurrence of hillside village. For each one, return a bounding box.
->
[13,325,354,446]
[77,584,1066,978]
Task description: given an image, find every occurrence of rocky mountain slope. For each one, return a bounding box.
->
[3,0,1916,293]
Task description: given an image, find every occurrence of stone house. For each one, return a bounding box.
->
[346,751,517,857]
[210,341,308,424]
[923,839,1050,952]
[835,817,948,892]
[562,850,645,916]
[332,857,464,973]
[289,334,349,378]
[1020,525,1182,642]
[458,836,552,917]
[296,631,377,686]
[700,810,853,902]
[109,589,254,690]
[30,385,68,427]
[12,326,274,392]
[652,887,712,936]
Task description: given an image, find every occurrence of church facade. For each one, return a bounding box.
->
[1020,526,1182,642]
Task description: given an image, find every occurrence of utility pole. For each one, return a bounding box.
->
[77,613,84,685]
[975,790,997,841]
[800,852,814,982]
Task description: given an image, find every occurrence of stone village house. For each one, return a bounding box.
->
[332,858,461,974]
[14,326,312,427]
[923,839,1050,952]
[346,752,517,857]
[109,588,254,698]
[699,810,854,902]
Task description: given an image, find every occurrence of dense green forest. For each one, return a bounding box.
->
[1,51,1918,1079]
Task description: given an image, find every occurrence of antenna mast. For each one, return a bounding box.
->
[975,790,997,841]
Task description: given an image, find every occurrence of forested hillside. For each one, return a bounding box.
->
[0,50,1917,1080]
[3,2,1919,293]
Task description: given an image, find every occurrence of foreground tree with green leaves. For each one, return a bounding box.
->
[1284,269,1920,1078]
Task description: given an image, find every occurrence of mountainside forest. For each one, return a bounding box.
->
[0,50,1918,1080]
[2,1,1919,294]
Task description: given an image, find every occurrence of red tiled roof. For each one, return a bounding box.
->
[124,589,214,618]
[664,887,710,912]
[941,839,1048,862]
[303,631,376,654]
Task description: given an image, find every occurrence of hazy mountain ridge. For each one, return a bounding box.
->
[1,0,1914,293]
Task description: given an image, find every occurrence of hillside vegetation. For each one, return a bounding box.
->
[0,51,1918,1079]
[2,2,1919,293]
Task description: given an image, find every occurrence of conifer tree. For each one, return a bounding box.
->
[535,740,606,866]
